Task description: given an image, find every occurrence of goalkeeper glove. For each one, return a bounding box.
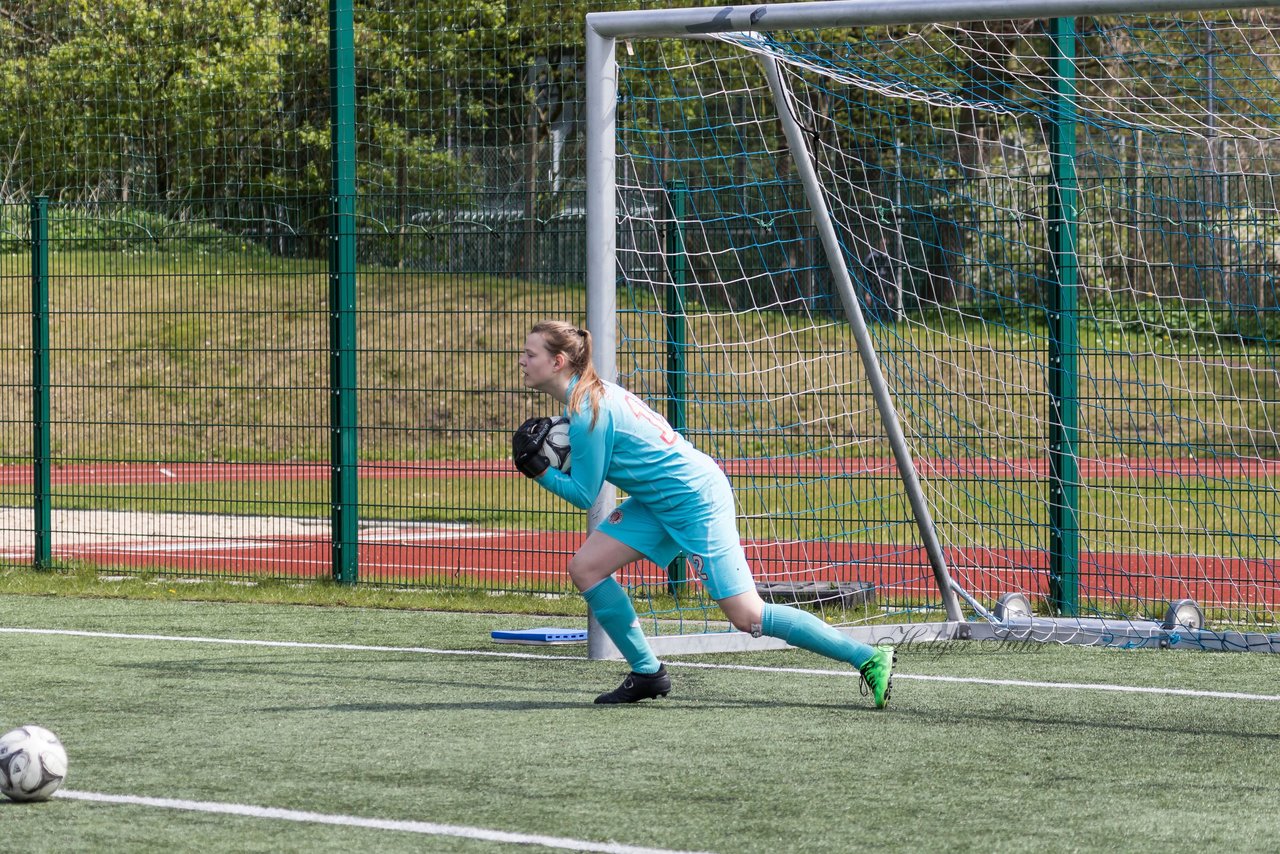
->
[512,416,553,478]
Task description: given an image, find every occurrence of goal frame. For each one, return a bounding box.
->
[583,0,1280,658]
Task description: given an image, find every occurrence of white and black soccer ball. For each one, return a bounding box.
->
[542,416,571,472]
[0,725,68,803]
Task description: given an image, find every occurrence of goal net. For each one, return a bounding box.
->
[586,2,1280,653]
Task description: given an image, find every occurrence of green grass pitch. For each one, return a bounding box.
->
[1,593,1277,852]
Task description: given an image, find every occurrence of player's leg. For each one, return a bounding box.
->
[716,588,895,709]
[679,471,896,708]
[571,508,677,703]
[714,586,874,667]
[687,487,896,708]
[670,477,879,670]
[569,529,662,676]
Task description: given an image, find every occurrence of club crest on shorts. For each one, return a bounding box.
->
[608,509,623,524]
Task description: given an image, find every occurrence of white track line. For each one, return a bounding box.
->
[64,539,285,554]
[55,790,710,854]
[3,626,1279,703]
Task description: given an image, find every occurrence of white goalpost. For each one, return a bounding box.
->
[584,0,1280,657]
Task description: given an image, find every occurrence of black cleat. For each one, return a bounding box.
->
[594,665,671,704]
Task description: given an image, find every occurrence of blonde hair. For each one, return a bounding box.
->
[530,320,606,427]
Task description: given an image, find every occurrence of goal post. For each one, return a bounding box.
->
[585,0,1280,657]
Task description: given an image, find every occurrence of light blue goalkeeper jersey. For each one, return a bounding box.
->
[536,377,726,515]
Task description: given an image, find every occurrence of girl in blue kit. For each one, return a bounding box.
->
[513,320,895,707]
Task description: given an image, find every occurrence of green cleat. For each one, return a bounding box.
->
[859,646,896,709]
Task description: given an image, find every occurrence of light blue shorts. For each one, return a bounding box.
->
[595,489,755,601]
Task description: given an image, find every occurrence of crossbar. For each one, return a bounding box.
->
[588,0,1280,40]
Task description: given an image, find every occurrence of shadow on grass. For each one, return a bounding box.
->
[265,693,885,714]
[889,704,1280,741]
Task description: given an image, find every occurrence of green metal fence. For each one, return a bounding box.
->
[4,4,1280,631]
[0,1,592,590]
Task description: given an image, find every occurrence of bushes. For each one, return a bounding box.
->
[1089,298,1280,345]
[0,204,271,256]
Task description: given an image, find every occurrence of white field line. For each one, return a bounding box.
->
[0,627,581,661]
[55,790,712,854]
[3,626,1280,703]
[669,660,1280,702]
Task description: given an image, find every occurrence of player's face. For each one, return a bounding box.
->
[520,333,563,392]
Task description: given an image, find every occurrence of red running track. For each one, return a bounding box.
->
[28,526,1280,611]
[4,454,1280,486]
[2,460,1277,610]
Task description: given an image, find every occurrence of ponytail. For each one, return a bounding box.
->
[530,320,606,427]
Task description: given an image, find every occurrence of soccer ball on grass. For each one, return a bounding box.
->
[0,725,68,802]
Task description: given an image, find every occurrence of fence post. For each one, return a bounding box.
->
[1048,16,1080,617]
[665,181,688,597]
[329,0,359,585]
[30,196,51,569]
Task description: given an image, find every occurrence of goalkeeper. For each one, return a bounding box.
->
[514,319,895,708]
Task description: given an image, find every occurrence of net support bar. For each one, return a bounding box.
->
[758,49,965,622]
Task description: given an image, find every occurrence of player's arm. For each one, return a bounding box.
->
[536,408,611,510]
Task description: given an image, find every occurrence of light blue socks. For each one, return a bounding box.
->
[582,577,661,674]
[761,602,875,668]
